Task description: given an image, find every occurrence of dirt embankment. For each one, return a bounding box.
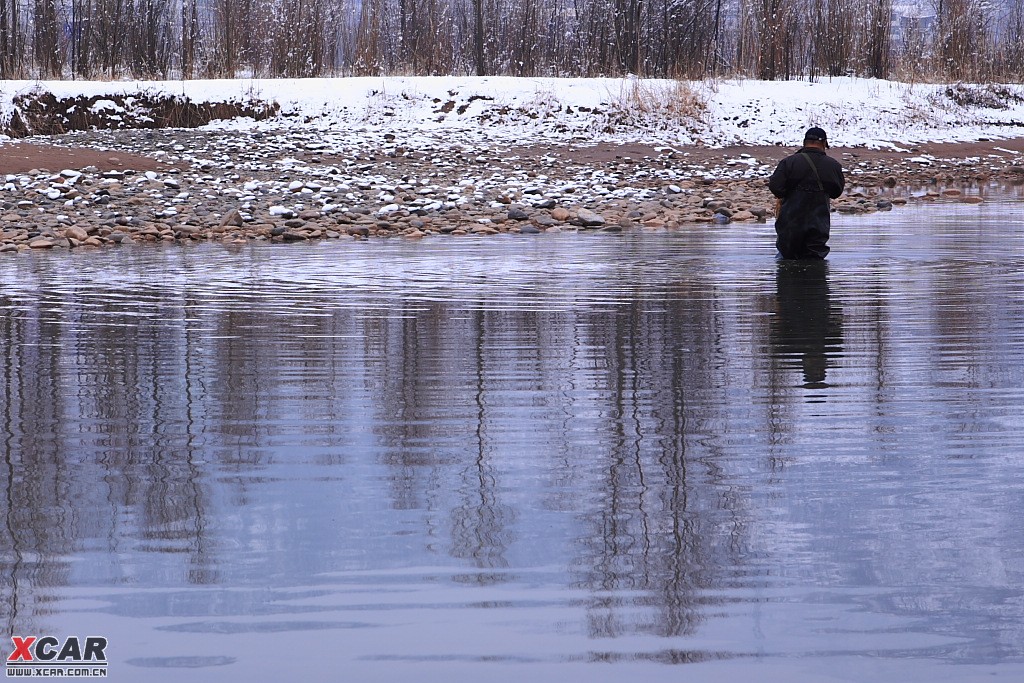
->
[3,90,278,138]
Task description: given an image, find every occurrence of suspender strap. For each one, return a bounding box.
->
[800,153,825,192]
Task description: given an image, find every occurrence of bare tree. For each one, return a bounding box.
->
[1001,0,1024,78]
[741,0,798,80]
[811,0,853,77]
[269,0,330,76]
[3,0,1024,83]
[70,0,92,76]
[472,0,486,74]
[614,0,644,73]
[0,0,22,77]
[936,0,988,79]
[863,0,892,78]
[181,0,199,77]
[354,0,387,74]
[95,0,130,76]
[34,0,61,76]
[212,0,240,75]
[129,0,172,76]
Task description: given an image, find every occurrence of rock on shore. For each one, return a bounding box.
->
[0,128,1013,254]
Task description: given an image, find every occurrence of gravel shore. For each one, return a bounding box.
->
[2,130,1023,253]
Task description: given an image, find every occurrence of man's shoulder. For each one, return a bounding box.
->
[791,147,831,162]
[821,154,844,171]
[801,148,842,168]
[778,151,805,166]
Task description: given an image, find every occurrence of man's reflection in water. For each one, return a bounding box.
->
[771,260,843,389]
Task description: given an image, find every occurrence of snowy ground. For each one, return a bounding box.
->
[1,76,1023,149]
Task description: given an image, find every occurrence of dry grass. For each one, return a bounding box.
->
[942,84,1024,109]
[603,78,708,132]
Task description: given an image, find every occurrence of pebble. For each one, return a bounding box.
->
[507,206,530,221]
[220,209,244,227]
[65,226,90,241]
[575,208,606,226]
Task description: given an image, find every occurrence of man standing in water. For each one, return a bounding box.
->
[769,127,846,259]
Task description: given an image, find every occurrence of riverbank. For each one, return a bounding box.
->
[2,75,1024,252]
[2,131,1023,252]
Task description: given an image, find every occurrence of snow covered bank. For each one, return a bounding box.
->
[1,77,1023,149]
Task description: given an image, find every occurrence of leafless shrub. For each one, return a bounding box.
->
[944,84,1024,110]
[603,78,708,132]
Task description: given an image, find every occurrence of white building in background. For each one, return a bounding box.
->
[892,0,937,43]
[891,0,1021,41]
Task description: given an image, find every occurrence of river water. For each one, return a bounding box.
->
[2,201,1023,682]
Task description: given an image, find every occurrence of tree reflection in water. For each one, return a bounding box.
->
[4,229,1021,673]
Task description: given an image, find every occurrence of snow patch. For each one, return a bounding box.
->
[1,76,1023,149]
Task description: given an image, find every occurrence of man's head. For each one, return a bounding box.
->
[804,127,829,149]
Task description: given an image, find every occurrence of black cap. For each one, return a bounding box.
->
[804,127,828,145]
